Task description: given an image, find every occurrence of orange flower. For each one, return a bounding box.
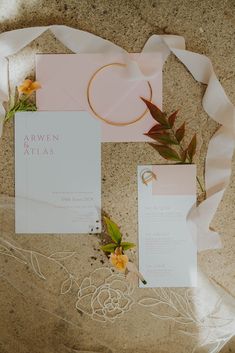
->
[18,79,41,95]
[110,247,128,272]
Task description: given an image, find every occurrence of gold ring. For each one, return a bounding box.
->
[87,63,153,126]
[140,169,157,185]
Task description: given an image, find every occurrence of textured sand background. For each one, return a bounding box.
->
[0,0,234,352]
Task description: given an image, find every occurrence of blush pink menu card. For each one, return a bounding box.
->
[138,165,197,287]
[36,53,162,142]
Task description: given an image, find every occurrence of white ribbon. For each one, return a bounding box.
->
[0,25,234,251]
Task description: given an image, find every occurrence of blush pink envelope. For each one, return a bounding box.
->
[36,53,162,142]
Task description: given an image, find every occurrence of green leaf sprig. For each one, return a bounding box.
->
[142,98,204,194]
[142,98,197,164]
[5,97,37,123]
[101,216,135,253]
[4,79,40,124]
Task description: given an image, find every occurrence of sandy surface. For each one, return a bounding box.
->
[0,1,234,352]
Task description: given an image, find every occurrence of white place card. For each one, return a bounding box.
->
[138,165,197,287]
[15,111,101,234]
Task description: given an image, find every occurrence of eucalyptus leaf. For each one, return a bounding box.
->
[154,133,178,145]
[168,110,178,128]
[150,144,182,162]
[101,243,117,253]
[146,124,170,136]
[175,122,185,143]
[141,98,169,127]
[187,134,197,162]
[4,98,37,123]
[103,216,122,244]
[121,242,136,250]
[180,149,187,163]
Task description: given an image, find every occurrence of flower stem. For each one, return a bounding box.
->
[196,176,205,193]
[4,94,36,123]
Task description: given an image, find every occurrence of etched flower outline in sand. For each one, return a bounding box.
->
[76,267,134,322]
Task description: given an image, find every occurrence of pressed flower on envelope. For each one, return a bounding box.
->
[4,78,41,123]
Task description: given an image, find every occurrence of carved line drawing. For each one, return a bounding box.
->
[0,236,234,353]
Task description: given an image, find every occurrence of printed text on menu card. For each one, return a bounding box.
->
[138,165,197,287]
[15,111,101,234]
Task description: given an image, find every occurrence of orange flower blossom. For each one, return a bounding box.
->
[110,247,128,272]
[18,79,41,95]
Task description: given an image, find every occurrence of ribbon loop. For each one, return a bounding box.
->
[0,26,234,251]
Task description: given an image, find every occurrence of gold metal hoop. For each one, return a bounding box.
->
[87,63,153,126]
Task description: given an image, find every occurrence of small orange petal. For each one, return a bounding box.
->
[31,81,41,90]
[18,80,32,93]
[22,79,33,88]
[18,88,31,95]
[110,253,128,272]
[18,85,26,93]
[18,79,41,95]
[27,89,34,95]
[110,253,116,266]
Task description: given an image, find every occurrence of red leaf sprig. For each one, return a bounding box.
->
[142,98,197,164]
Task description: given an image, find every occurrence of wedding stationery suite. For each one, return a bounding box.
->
[15,111,101,234]
[138,165,197,287]
[36,53,162,142]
